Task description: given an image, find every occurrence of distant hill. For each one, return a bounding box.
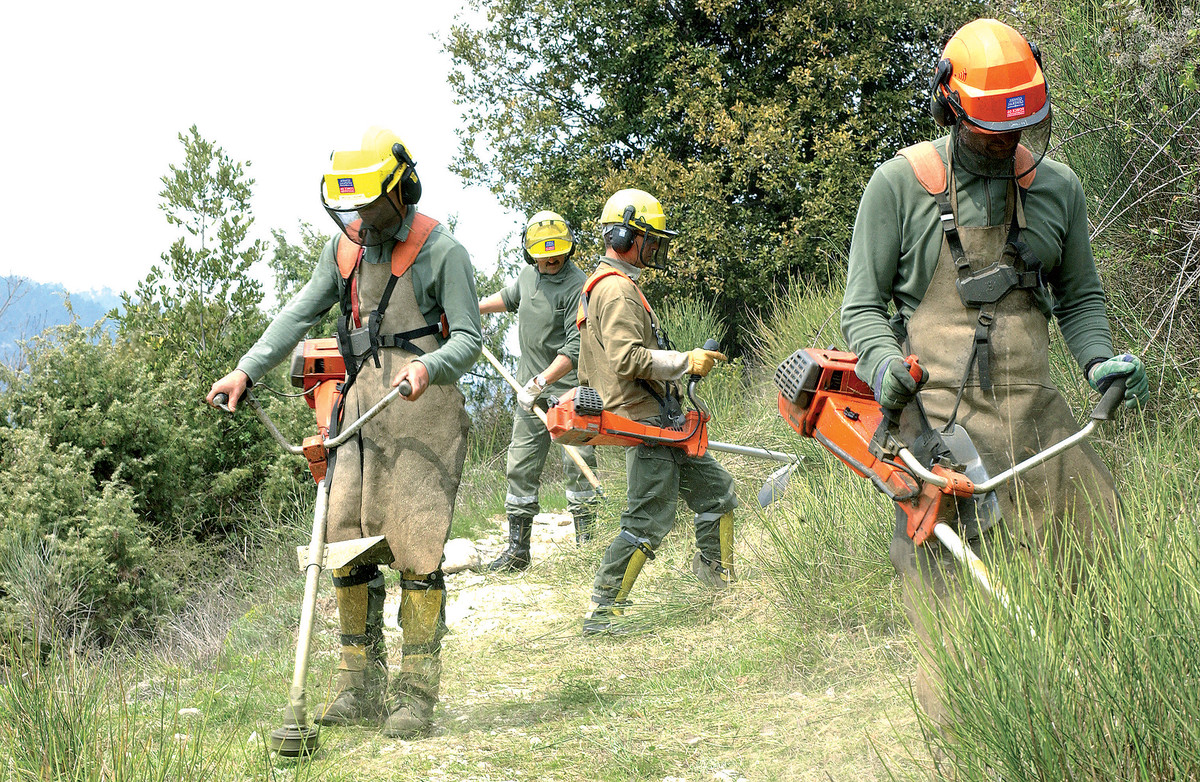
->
[0,276,121,355]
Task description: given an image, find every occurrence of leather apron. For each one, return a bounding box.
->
[327,250,470,574]
[891,155,1119,722]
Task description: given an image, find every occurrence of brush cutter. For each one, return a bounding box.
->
[214,338,410,758]
[478,344,605,497]
[545,339,802,503]
[772,346,1127,606]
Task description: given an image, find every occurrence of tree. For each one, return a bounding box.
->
[446,0,982,347]
[117,125,266,367]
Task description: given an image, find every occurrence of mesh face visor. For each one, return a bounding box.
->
[634,218,678,270]
[947,89,1052,181]
[320,178,407,248]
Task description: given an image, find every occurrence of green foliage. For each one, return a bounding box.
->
[446,0,984,346]
[1019,0,1200,402]
[0,426,175,646]
[117,125,266,365]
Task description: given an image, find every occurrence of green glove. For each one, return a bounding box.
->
[873,355,928,410]
[1088,353,1149,408]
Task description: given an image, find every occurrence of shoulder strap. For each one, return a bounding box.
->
[576,266,654,329]
[335,231,362,279]
[898,141,948,196]
[390,213,439,278]
[1014,145,1037,190]
[335,213,440,280]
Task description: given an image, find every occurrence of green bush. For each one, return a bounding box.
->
[0,428,176,647]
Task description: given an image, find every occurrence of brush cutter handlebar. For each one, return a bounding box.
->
[213,379,411,453]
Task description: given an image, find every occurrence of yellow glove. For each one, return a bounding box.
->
[686,348,727,378]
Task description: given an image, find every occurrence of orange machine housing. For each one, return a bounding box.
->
[288,338,349,482]
[546,386,710,458]
[775,348,974,545]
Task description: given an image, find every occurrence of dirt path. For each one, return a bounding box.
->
[313,511,935,781]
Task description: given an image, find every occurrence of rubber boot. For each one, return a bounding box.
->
[383,570,447,738]
[315,566,388,726]
[573,506,596,545]
[693,512,735,589]
[488,514,533,571]
[583,532,653,636]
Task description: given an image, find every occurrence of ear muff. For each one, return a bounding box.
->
[929,58,955,128]
[608,205,637,253]
[383,142,422,205]
[521,225,535,264]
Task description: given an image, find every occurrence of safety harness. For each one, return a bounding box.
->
[332,213,448,402]
[576,265,684,427]
[899,142,1045,416]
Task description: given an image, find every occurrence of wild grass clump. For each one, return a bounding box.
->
[921,419,1200,780]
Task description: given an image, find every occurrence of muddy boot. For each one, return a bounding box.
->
[488,514,533,571]
[383,570,446,738]
[572,507,596,545]
[692,551,733,590]
[315,566,388,726]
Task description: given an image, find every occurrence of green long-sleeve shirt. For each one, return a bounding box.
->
[237,212,482,385]
[500,260,586,391]
[841,135,1113,389]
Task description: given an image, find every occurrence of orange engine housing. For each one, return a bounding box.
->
[289,338,346,437]
[774,348,973,545]
[546,386,710,458]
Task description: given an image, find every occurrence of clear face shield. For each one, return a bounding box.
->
[951,102,1053,181]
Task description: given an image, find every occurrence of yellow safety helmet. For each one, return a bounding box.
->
[320,127,422,247]
[599,188,678,270]
[523,210,575,264]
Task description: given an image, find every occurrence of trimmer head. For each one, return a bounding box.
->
[269,724,319,757]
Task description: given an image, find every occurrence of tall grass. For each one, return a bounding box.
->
[920,419,1200,780]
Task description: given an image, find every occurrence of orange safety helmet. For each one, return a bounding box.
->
[930,19,1049,132]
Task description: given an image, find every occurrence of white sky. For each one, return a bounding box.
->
[0,0,520,296]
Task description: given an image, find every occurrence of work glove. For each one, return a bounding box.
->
[1088,353,1149,408]
[685,348,727,378]
[874,355,928,410]
[517,374,547,412]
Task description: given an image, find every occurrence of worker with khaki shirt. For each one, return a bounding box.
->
[207,127,481,739]
[576,188,737,636]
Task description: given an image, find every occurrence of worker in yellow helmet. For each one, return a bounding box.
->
[575,188,737,635]
[479,210,600,570]
[208,127,482,739]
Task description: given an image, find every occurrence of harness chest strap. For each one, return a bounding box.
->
[334,214,449,360]
[897,141,1043,394]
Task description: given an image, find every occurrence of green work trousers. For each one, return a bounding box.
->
[591,440,737,604]
[505,405,599,517]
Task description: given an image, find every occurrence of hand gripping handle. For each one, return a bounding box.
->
[688,338,722,385]
[1090,376,1127,421]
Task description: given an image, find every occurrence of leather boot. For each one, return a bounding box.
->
[315,566,388,725]
[572,507,596,545]
[488,514,533,571]
[383,570,446,738]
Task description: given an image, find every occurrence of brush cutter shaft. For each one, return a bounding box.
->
[707,440,799,464]
[284,477,330,727]
[479,345,604,494]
